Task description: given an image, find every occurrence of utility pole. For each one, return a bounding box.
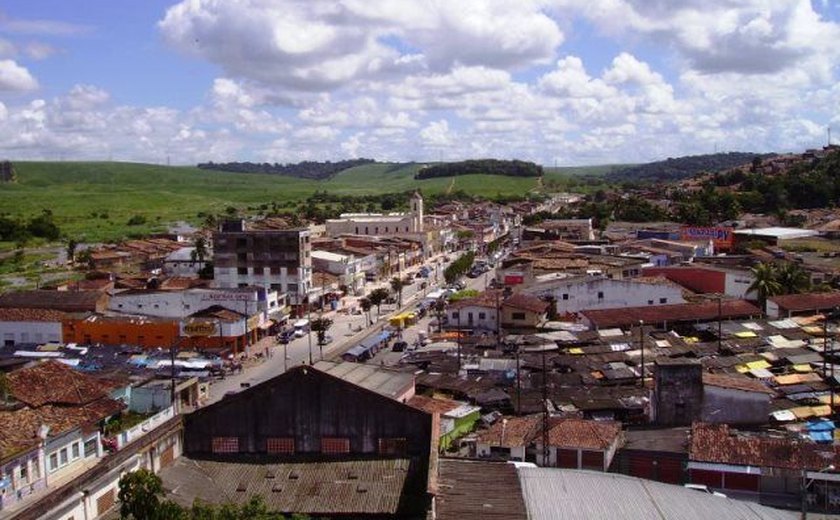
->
[456,310,462,372]
[639,319,645,388]
[307,300,314,365]
[718,294,723,353]
[515,344,521,415]
[541,348,549,466]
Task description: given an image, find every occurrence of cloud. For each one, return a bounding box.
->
[0,59,38,91]
[0,12,91,36]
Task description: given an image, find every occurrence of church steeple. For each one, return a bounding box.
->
[410,191,424,232]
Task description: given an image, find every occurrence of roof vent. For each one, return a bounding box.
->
[271,484,283,493]
[356,485,368,494]
[288,471,300,480]
[236,482,247,492]
[265,470,275,479]
[347,471,358,480]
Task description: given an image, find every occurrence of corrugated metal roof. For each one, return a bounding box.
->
[518,468,796,520]
[314,360,413,400]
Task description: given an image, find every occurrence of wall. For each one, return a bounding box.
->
[0,449,46,511]
[109,288,269,319]
[62,317,179,348]
[501,306,543,329]
[447,305,497,331]
[701,386,769,425]
[0,321,62,346]
[526,278,686,315]
[653,362,704,426]
[325,214,416,238]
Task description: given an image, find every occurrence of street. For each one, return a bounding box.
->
[205,252,466,403]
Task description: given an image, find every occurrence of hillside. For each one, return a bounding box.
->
[606,152,773,183]
[415,159,542,180]
[196,158,376,180]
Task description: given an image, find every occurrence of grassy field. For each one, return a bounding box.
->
[0,160,614,244]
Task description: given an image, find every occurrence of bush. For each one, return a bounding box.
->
[127,215,147,226]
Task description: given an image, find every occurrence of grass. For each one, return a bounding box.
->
[0,160,616,245]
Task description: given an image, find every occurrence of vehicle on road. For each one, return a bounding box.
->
[277,330,295,344]
[392,340,408,352]
[293,319,310,337]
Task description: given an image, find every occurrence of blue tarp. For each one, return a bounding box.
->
[807,419,836,431]
[811,430,833,443]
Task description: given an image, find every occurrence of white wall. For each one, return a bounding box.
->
[525,277,686,314]
[325,214,416,237]
[447,305,497,331]
[0,321,62,345]
[109,288,276,319]
[724,271,756,299]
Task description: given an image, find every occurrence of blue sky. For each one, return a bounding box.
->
[0,0,838,165]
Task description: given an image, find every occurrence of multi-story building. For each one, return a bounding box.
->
[213,220,312,310]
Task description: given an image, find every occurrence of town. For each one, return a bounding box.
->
[2,147,840,519]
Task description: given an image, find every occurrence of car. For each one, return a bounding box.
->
[392,341,408,352]
[294,328,307,338]
[277,330,295,344]
[683,484,727,498]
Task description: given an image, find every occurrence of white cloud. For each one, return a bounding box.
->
[0,59,38,91]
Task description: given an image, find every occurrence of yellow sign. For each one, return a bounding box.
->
[184,321,218,337]
[247,315,261,331]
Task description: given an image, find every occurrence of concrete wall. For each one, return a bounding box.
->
[0,321,62,346]
[447,305,497,331]
[653,361,704,426]
[701,386,769,425]
[524,277,686,315]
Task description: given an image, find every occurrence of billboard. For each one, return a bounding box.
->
[680,226,734,249]
[504,273,525,285]
[182,321,218,337]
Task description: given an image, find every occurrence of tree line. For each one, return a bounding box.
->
[197,159,375,180]
[415,159,542,180]
[605,152,773,183]
[0,209,61,243]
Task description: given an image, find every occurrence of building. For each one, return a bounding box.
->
[162,247,207,277]
[475,414,540,461]
[447,292,501,332]
[733,227,820,246]
[0,309,65,347]
[311,250,365,295]
[533,418,623,471]
[643,265,756,299]
[169,365,434,517]
[501,293,548,330]
[653,359,704,427]
[409,395,481,451]
[213,220,312,311]
[523,276,686,317]
[325,191,424,237]
[313,360,416,403]
[521,218,594,242]
[580,300,761,330]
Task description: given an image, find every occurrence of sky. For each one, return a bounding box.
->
[0,0,839,166]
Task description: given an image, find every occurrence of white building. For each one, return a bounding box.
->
[325,192,424,237]
[162,247,207,277]
[0,308,64,346]
[311,250,365,295]
[108,287,283,321]
[522,276,686,316]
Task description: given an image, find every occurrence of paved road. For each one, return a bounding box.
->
[205,253,455,403]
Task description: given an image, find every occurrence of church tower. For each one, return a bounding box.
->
[410,191,424,232]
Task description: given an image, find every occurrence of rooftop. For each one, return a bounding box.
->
[543,418,622,450]
[7,360,118,407]
[769,292,840,312]
[581,300,761,329]
[313,360,414,400]
[436,459,528,520]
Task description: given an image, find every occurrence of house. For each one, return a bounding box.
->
[475,414,540,462]
[701,373,775,425]
[162,247,207,277]
[766,292,840,318]
[533,418,623,471]
[0,308,65,347]
[501,293,548,330]
[0,361,125,512]
[447,292,500,332]
[311,249,365,295]
[167,365,434,518]
[409,395,481,451]
[612,427,690,484]
[643,265,756,299]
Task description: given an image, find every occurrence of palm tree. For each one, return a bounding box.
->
[390,277,406,308]
[433,298,447,333]
[748,262,782,311]
[775,261,811,295]
[191,235,208,265]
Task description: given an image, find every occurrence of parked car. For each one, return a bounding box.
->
[392,340,408,352]
[277,330,295,344]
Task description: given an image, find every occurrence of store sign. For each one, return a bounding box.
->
[680,226,734,248]
[504,273,525,285]
[183,321,218,337]
[200,292,254,302]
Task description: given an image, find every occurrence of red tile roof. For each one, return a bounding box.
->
[769,292,840,312]
[703,373,776,395]
[408,395,462,415]
[0,307,66,322]
[476,414,541,448]
[502,293,547,314]
[581,300,761,329]
[690,423,840,471]
[543,418,623,450]
[7,360,118,407]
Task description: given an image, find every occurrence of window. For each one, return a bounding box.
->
[287,283,298,293]
[451,311,459,320]
[59,448,68,465]
[20,463,28,483]
[237,267,248,275]
[378,438,407,456]
[321,437,350,454]
[659,298,667,304]
[512,312,526,320]
[237,253,247,262]
[96,489,116,515]
[71,442,80,459]
[266,438,295,455]
[49,453,58,472]
[478,312,486,320]
[236,238,247,248]
[84,438,98,457]
[212,437,240,454]
[365,227,369,234]
[355,227,359,234]
[648,300,653,305]
[597,291,604,300]
[385,227,389,233]
[562,294,569,300]
[31,456,40,479]
[375,227,379,234]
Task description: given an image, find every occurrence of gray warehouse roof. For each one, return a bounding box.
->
[517,468,796,520]
[314,360,414,400]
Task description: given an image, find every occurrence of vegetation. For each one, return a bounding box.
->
[310,317,334,346]
[118,469,312,519]
[415,159,542,180]
[389,277,406,308]
[0,209,62,242]
[197,158,376,180]
[359,297,372,326]
[367,287,391,318]
[448,289,479,302]
[748,261,811,310]
[444,252,475,284]
[605,152,773,183]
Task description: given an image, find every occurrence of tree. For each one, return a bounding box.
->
[310,317,334,346]
[118,469,169,520]
[359,297,372,326]
[191,235,208,265]
[76,248,94,270]
[776,261,811,295]
[748,262,782,311]
[368,287,390,319]
[66,238,78,265]
[390,277,406,308]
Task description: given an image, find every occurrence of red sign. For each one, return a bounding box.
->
[504,274,524,285]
